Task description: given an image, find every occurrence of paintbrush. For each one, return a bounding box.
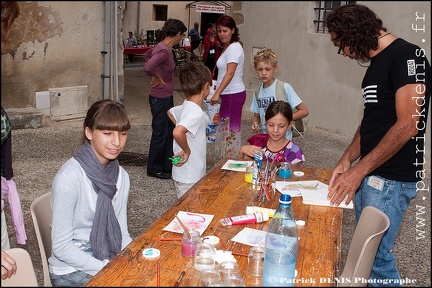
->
[173,271,185,287]
[175,214,191,238]
[156,262,160,287]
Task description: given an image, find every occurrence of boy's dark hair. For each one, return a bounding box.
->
[265,100,293,123]
[326,4,386,61]
[179,62,211,97]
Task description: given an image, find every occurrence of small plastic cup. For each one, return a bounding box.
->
[244,166,253,183]
[278,162,292,179]
[222,274,245,286]
[219,260,244,286]
[194,243,216,271]
[181,229,201,257]
[248,246,265,276]
[199,268,223,287]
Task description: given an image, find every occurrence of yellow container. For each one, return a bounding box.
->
[244,166,253,183]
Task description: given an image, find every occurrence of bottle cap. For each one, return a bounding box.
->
[296,220,306,226]
[142,248,161,259]
[279,194,292,204]
[293,171,304,177]
[262,212,269,222]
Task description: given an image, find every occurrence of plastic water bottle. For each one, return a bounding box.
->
[262,194,298,287]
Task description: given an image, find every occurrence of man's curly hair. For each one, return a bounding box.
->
[326,4,386,61]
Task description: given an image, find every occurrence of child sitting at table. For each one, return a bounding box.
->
[239,101,305,165]
[167,61,212,198]
[49,100,132,287]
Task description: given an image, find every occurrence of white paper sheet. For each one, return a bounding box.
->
[231,227,301,247]
[231,227,267,247]
[162,211,214,236]
[297,181,354,209]
[275,181,304,197]
[221,160,253,172]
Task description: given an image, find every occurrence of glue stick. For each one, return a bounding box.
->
[245,206,276,218]
[220,212,269,226]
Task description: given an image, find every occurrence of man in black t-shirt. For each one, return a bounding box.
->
[326,4,430,287]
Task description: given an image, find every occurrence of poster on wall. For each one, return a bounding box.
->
[195,4,225,14]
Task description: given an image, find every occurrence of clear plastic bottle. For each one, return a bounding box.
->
[262,194,298,287]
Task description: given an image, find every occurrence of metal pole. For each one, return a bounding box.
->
[102,2,111,100]
[114,1,119,102]
[136,1,140,36]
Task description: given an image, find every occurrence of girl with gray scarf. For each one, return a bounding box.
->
[49,100,132,287]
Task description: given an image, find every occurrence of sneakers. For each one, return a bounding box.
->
[147,171,171,179]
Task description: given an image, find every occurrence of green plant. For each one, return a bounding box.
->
[135,29,146,45]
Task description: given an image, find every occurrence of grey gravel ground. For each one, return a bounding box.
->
[4,67,430,286]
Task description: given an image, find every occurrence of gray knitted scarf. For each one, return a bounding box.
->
[74,140,122,260]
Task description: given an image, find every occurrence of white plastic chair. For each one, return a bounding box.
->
[338,206,390,287]
[30,192,52,287]
[1,248,38,287]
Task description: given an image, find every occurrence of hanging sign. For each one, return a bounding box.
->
[195,4,225,14]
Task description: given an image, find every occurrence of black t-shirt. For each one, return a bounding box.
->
[360,38,430,182]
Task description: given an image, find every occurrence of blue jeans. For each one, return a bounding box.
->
[147,95,174,174]
[354,175,417,287]
[50,271,93,287]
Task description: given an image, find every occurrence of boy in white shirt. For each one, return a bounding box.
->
[167,62,211,198]
[250,48,309,140]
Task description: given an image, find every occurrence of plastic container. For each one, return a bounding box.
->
[278,162,292,179]
[219,260,244,286]
[248,245,265,276]
[194,243,216,271]
[262,194,298,287]
[244,166,253,183]
[220,212,269,226]
[181,229,201,257]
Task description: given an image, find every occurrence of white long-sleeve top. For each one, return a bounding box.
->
[49,158,132,276]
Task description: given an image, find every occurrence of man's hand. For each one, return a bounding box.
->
[328,162,364,206]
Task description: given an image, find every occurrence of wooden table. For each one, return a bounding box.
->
[85,159,342,287]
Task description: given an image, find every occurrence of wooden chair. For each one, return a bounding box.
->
[30,192,52,287]
[338,206,390,287]
[1,248,38,287]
